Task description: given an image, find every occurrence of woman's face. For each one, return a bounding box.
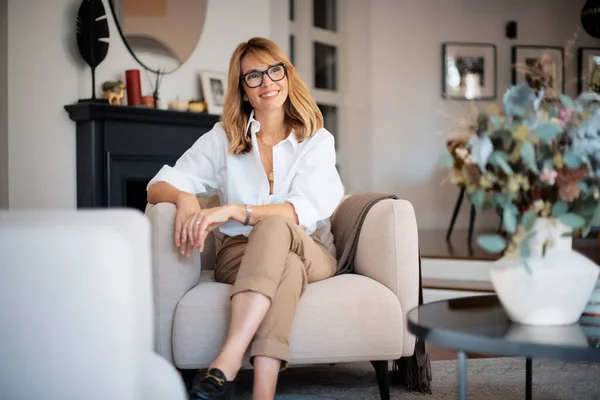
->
[240,54,289,113]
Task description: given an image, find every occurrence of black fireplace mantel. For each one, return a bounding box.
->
[65,103,220,210]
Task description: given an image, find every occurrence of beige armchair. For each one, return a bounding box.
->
[145,195,420,400]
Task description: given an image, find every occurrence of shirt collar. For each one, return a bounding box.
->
[246,109,298,150]
[246,110,261,136]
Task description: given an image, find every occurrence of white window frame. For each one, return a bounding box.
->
[288,0,347,177]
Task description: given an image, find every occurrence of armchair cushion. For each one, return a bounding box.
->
[172,273,403,368]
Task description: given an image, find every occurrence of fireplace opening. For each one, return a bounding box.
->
[125,178,150,213]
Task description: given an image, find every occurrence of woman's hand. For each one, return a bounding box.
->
[174,192,202,256]
[194,205,238,252]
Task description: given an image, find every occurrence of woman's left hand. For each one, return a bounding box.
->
[194,205,237,252]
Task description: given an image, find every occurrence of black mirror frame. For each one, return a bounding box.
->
[107,0,180,75]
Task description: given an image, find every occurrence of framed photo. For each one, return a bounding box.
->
[442,42,497,100]
[578,47,600,93]
[511,45,564,100]
[199,71,228,115]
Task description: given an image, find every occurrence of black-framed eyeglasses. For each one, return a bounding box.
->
[240,63,287,88]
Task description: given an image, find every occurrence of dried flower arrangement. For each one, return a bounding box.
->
[440,53,600,263]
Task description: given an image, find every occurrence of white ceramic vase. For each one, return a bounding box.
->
[490,218,600,326]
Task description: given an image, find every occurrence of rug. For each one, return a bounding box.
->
[232,357,600,399]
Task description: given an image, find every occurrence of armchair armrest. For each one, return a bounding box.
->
[354,199,419,356]
[146,203,202,362]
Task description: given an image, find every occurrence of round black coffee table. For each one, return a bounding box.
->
[407,294,600,400]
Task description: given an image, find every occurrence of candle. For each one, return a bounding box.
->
[125,69,142,106]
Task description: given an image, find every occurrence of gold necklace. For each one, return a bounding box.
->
[257,134,276,148]
[257,140,275,182]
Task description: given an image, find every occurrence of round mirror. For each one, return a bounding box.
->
[109,0,207,74]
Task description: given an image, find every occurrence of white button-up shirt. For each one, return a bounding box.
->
[147,112,344,237]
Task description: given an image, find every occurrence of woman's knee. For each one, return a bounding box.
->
[251,215,294,237]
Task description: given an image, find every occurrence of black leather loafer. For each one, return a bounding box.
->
[189,368,235,400]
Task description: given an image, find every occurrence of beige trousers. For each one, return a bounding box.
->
[214,215,337,368]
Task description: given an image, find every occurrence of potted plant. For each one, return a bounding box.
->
[440,83,600,326]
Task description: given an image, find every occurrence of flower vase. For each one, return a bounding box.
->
[489,218,600,326]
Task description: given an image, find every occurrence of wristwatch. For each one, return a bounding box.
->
[244,204,252,226]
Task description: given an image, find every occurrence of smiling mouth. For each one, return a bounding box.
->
[259,90,279,98]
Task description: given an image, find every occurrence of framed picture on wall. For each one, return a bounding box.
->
[442,42,497,100]
[511,45,564,100]
[578,47,600,94]
[199,71,229,115]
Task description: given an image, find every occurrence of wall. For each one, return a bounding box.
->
[343,0,372,194]
[5,0,271,209]
[369,0,600,230]
[0,0,7,209]
[7,0,82,209]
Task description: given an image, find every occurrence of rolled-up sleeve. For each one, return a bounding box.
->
[284,132,344,229]
[146,126,221,195]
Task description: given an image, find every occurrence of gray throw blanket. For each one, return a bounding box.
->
[330,193,432,394]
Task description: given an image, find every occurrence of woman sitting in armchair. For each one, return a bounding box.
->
[147,37,344,400]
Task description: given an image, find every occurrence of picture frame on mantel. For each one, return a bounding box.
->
[577,47,600,94]
[199,71,228,115]
[511,45,564,100]
[442,42,497,101]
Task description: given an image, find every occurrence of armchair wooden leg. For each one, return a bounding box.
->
[370,360,390,400]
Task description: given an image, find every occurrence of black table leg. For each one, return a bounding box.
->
[526,357,532,400]
[457,350,467,400]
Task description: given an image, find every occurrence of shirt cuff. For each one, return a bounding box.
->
[285,195,318,229]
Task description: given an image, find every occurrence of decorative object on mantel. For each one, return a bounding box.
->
[581,0,600,39]
[102,80,125,105]
[199,70,229,115]
[76,0,110,103]
[125,69,143,106]
[144,68,165,110]
[439,73,600,326]
[168,98,189,112]
[188,100,207,113]
[142,95,154,109]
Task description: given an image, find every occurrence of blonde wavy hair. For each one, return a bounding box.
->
[221,37,323,155]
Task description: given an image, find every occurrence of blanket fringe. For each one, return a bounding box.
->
[392,249,432,394]
[392,337,432,394]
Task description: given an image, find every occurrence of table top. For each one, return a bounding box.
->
[407,295,600,362]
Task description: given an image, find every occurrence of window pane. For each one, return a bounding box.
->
[314,42,337,91]
[289,35,295,65]
[317,103,338,150]
[313,0,336,31]
[289,0,295,21]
